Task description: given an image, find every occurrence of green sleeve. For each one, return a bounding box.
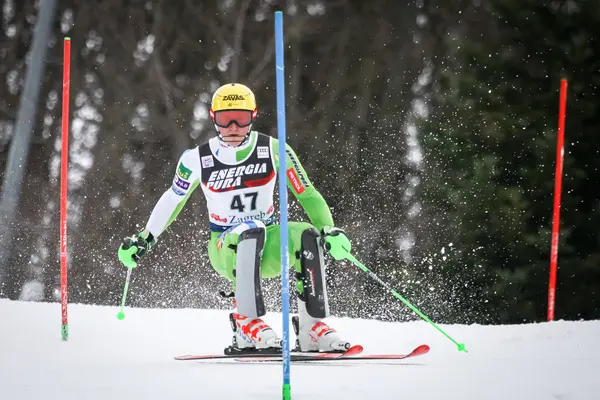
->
[271,138,334,232]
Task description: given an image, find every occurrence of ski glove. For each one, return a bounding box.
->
[321,226,351,261]
[118,231,156,269]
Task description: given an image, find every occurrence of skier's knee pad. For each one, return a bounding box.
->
[234,221,266,318]
[296,227,330,318]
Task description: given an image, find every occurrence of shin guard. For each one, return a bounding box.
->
[234,226,266,318]
[295,227,329,318]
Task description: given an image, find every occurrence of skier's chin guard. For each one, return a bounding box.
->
[297,227,330,318]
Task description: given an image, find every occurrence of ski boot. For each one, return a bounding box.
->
[292,300,351,353]
[224,312,282,355]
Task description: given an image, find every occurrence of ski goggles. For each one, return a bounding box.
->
[211,109,256,128]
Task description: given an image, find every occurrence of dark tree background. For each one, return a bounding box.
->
[0,0,598,324]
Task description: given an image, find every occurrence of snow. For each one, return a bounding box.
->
[1,298,599,399]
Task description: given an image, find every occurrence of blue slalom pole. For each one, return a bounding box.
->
[274,10,291,400]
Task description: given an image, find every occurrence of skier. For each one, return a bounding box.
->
[118,83,352,353]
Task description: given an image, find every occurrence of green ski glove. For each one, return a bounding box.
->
[321,226,351,261]
[118,231,156,269]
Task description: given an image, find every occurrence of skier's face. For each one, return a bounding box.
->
[218,123,248,147]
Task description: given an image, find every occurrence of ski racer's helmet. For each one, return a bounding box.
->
[209,83,258,146]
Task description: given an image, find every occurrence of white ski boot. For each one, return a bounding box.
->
[292,301,351,353]
[226,312,282,354]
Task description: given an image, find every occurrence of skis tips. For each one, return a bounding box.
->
[174,354,201,360]
[345,344,364,356]
[412,344,430,355]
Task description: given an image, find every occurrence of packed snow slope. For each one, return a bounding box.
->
[1,298,598,399]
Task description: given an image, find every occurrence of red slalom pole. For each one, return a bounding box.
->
[547,78,568,322]
[61,37,71,340]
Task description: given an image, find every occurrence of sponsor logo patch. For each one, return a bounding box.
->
[222,94,245,101]
[210,213,228,223]
[201,155,214,168]
[257,146,269,159]
[174,176,190,190]
[286,149,310,188]
[177,162,192,179]
[171,186,186,196]
[287,168,304,194]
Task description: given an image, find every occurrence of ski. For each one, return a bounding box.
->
[250,344,365,362]
[174,344,429,363]
[174,344,363,361]
[238,344,429,363]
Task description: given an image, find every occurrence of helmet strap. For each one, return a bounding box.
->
[215,124,253,147]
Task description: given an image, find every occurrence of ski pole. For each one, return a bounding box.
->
[345,252,467,353]
[116,267,133,320]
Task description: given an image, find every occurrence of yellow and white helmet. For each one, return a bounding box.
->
[209,83,258,145]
